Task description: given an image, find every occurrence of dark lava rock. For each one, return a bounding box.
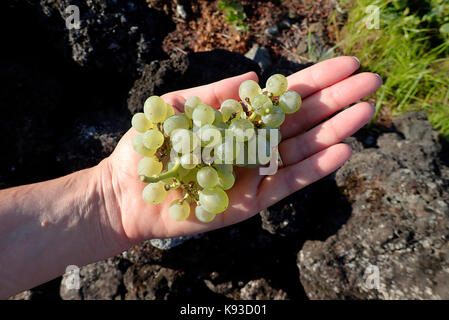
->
[38,0,174,76]
[127,50,260,113]
[297,112,449,299]
[60,257,125,300]
[123,264,185,300]
[239,279,288,300]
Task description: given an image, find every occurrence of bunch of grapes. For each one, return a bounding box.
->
[130,74,301,223]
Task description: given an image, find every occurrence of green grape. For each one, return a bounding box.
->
[169,199,190,221]
[252,94,273,116]
[142,181,167,205]
[261,106,285,128]
[214,163,233,174]
[144,96,167,123]
[142,129,165,150]
[133,134,156,157]
[279,91,302,114]
[214,121,227,136]
[228,119,255,142]
[180,167,199,183]
[168,160,190,179]
[131,112,153,133]
[259,127,282,146]
[184,96,202,119]
[192,104,215,127]
[220,99,243,122]
[195,205,216,223]
[198,124,222,147]
[199,187,229,214]
[137,157,163,177]
[215,137,241,164]
[239,80,262,103]
[180,153,199,169]
[165,103,175,118]
[266,74,288,96]
[163,114,190,136]
[213,110,224,124]
[217,170,235,190]
[171,129,199,154]
[197,166,219,188]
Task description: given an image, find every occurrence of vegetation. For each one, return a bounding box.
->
[336,0,449,137]
[218,0,249,32]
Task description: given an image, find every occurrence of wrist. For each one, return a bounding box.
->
[89,158,133,258]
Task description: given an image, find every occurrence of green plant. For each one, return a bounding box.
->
[218,0,249,32]
[337,0,449,138]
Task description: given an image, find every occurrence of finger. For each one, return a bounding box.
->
[162,71,259,111]
[279,102,374,166]
[286,56,360,99]
[257,143,352,209]
[282,72,382,139]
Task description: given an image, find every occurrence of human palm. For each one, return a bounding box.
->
[105,56,382,244]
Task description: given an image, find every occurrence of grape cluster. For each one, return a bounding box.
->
[131,74,301,223]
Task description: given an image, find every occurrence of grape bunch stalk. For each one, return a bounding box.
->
[130,74,302,223]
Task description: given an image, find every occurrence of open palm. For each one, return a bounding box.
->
[104,56,382,245]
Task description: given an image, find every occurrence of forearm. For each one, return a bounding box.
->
[0,160,129,299]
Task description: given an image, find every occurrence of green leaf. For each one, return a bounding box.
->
[440,23,449,34]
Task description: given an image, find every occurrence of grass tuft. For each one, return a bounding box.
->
[336,0,449,138]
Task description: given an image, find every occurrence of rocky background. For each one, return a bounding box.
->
[2,0,448,300]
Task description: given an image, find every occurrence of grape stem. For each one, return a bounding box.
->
[139,161,181,183]
[248,112,257,122]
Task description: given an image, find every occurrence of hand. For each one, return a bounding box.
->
[101,56,382,245]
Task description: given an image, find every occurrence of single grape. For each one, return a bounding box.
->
[184,96,202,119]
[169,199,190,221]
[171,129,199,154]
[252,94,273,116]
[192,104,215,127]
[213,110,224,124]
[180,153,199,169]
[261,106,285,128]
[180,167,199,183]
[197,166,219,188]
[163,114,190,137]
[214,121,227,136]
[144,96,167,123]
[217,170,235,190]
[142,181,167,205]
[228,119,255,142]
[214,163,233,174]
[133,134,156,157]
[266,74,288,96]
[239,80,262,103]
[195,206,216,223]
[165,103,175,118]
[131,113,152,133]
[278,91,302,114]
[198,124,222,147]
[137,157,163,177]
[142,129,164,150]
[199,187,229,214]
[220,99,243,122]
[215,137,241,163]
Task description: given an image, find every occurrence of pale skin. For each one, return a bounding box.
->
[0,56,382,298]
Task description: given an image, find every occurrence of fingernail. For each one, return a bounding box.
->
[374,73,383,84]
[352,56,360,66]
